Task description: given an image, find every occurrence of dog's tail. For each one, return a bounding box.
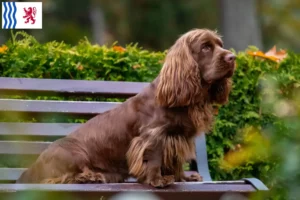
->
[16,161,47,183]
[16,166,37,183]
[17,166,75,184]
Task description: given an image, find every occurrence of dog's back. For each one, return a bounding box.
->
[16,166,35,183]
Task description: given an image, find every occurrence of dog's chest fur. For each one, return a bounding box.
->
[159,104,213,177]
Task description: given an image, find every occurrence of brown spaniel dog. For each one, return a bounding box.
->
[17,29,236,188]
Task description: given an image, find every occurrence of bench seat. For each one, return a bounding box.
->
[0,77,268,200]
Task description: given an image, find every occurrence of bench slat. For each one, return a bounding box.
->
[0,141,50,154]
[0,77,149,97]
[0,186,255,200]
[0,168,25,181]
[0,123,80,136]
[0,99,120,114]
[0,185,256,200]
[0,182,255,192]
[0,168,198,183]
[0,168,138,182]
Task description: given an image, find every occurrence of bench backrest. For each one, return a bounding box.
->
[0,77,212,183]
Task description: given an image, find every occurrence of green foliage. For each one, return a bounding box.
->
[1,32,300,200]
[0,31,165,82]
[209,47,300,200]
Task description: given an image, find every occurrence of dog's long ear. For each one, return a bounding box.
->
[155,36,202,107]
[209,78,232,105]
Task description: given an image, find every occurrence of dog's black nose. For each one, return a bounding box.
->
[224,53,236,63]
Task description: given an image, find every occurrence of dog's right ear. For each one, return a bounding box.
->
[155,35,202,107]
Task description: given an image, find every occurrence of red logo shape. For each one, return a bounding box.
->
[23,7,36,24]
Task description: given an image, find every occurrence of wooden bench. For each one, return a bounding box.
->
[0,77,268,200]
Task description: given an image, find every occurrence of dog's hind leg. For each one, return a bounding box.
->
[41,173,77,184]
[74,168,127,183]
[41,170,106,184]
[73,167,106,183]
[100,172,126,183]
[40,168,125,184]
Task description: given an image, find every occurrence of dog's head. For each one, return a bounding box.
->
[156,29,236,107]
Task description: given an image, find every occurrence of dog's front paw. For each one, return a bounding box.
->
[150,175,175,188]
[184,172,203,182]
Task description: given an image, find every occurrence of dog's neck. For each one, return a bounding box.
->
[147,77,214,132]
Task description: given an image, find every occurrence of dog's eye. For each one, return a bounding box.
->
[201,44,212,53]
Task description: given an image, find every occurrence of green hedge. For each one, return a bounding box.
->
[1,32,300,200]
[0,32,165,82]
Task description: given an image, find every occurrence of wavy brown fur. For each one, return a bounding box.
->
[17,29,236,188]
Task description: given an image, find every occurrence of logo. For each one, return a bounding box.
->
[23,7,36,24]
[2,2,42,29]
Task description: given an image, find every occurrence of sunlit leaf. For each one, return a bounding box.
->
[247,45,288,64]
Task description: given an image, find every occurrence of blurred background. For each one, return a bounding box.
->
[1,0,300,52]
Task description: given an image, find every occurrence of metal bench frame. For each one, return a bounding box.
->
[0,77,268,200]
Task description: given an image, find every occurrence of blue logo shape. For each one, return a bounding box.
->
[12,2,17,28]
[2,2,17,29]
[3,2,8,28]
